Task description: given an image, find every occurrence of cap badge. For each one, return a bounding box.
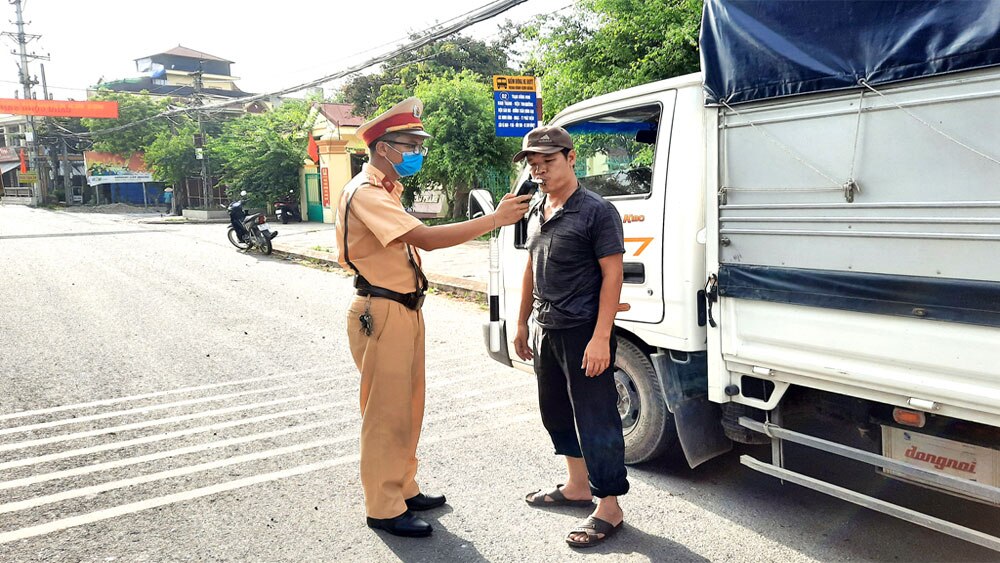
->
[413,106,421,118]
[539,134,551,143]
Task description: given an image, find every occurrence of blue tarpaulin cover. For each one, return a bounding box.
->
[700,0,1000,105]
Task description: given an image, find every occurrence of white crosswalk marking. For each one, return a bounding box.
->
[0,413,534,545]
[0,402,340,471]
[0,367,333,423]
[0,362,529,547]
[0,375,343,437]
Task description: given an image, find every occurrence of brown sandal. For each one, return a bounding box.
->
[524,484,594,507]
[566,516,623,548]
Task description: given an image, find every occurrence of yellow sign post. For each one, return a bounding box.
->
[18,171,38,184]
[492,75,537,92]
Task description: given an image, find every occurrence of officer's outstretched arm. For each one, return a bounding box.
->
[397,194,531,251]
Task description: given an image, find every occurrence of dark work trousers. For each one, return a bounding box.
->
[533,320,629,498]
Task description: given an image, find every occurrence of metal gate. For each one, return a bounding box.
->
[304,173,322,221]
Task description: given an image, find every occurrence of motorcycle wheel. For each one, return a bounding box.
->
[227,227,250,250]
[281,214,289,224]
[254,229,273,255]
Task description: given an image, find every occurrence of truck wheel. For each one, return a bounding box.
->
[615,336,677,464]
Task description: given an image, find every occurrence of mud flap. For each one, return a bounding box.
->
[652,351,732,468]
[482,321,513,367]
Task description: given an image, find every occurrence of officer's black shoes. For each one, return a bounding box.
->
[405,492,447,511]
[366,510,432,538]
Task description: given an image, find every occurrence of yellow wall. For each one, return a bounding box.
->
[306,113,366,223]
[317,140,352,224]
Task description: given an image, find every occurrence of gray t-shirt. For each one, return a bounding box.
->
[525,187,625,329]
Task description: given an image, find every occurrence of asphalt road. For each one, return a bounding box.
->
[0,205,997,562]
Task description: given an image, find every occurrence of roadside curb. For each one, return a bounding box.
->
[274,245,487,300]
[140,218,231,225]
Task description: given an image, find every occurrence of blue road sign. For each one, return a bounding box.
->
[494,91,538,137]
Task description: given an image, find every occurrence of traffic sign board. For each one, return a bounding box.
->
[492,75,536,92]
[494,91,539,138]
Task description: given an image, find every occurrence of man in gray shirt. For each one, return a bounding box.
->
[512,125,628,548]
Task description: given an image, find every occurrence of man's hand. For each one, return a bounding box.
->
[582,336,611,377]
[492,194,532,227]
[513,322,533,361]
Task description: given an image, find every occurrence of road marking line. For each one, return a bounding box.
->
[0,365,517,455]
[0,353,479,423]
[0,415,352,491]
[0,376,342,437]
[0,392,332,454]
[1,396,528,490]
[0,367,334,423]
[0,412,535,544]
[0,401,341,471]
[0,434,352,515]
[0,399,528,515]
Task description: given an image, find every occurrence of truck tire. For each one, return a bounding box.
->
[615,336,677,464]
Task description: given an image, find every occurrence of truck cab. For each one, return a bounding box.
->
[487,73,715,464]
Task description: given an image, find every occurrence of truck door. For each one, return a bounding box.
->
[502,92,676,343]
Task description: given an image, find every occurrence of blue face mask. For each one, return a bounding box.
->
[386,144,424,177]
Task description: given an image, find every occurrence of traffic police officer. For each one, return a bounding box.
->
[336,97,531,538]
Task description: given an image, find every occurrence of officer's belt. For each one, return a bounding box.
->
[355,275,425,311]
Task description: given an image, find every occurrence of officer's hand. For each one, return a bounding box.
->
[513,323,533,361]
[582,336,611,377]
[492,194,532,227]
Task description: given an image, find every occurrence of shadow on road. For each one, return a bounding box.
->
[597,522,710,562]
[373,507,489,563]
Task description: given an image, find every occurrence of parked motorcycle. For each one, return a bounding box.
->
[225,191,277,255]
[274,190,302,224]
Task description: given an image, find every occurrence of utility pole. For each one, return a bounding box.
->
[4,0,49,204]
[61,137,71,204]
[193,61,211,209]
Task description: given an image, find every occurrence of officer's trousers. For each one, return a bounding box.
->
[346,295,425,519]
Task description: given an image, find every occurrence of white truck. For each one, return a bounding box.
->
[473,0,1000,551]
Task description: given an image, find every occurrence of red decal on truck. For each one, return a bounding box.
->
[904,445,978,474]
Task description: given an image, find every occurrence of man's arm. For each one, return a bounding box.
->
[513,257,534,361]
[582,253,624,377]
[398,194,531,251]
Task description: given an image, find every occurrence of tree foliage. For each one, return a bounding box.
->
[339,36,511,118]
[519,0,702,118]
[212,99,315,208]
[145,122,200,190]
[81,90,171,154]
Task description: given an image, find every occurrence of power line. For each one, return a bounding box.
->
[73,0,530,138]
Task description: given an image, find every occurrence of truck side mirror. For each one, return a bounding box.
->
[513,180,539,249]
[468,189,494,219]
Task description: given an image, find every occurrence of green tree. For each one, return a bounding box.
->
[145,122,200,192]
[212,99,315,209]
[397,71,519,219]
[340,36,511,118]
[519,0,702,118]
[81,90,171,154]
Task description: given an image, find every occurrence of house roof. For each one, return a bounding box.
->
[319,103,364,127]
[100,77,249,99]
[136,45,234,64]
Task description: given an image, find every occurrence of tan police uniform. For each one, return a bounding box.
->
[335,99,431,520]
